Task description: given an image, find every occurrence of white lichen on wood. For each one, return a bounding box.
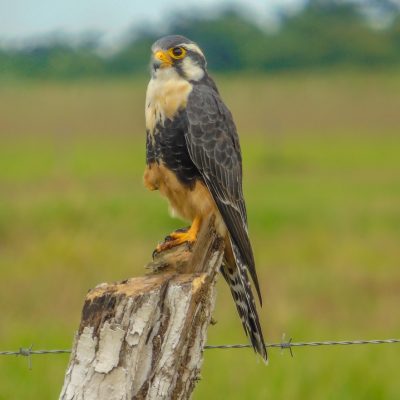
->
[60,220,224,400]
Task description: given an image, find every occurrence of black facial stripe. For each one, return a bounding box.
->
[185,50,205,66]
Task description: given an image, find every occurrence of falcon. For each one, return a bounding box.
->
[144,35,267,361]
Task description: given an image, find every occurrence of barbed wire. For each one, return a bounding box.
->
[0,345,71,369]
[205,337,400,358]
[1,337,399,369]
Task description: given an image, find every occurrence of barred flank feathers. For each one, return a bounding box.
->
[221,243,268,362]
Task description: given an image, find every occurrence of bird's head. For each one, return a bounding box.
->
[150,35,206,81]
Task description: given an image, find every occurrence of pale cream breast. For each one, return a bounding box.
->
[145,69,193,136]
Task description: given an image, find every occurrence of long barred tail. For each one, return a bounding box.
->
[221,243,267,362]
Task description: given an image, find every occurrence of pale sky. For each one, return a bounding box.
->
[0,0,304,45]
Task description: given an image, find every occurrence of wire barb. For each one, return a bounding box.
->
[278,333,293,357]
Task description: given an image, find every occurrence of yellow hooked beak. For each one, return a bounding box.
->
[154,50,172,68]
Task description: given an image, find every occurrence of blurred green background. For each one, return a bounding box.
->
[1,1,400,399]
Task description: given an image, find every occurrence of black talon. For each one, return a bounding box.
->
[173,226,190,234]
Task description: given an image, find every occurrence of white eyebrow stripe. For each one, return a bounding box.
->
[179,43,205,58]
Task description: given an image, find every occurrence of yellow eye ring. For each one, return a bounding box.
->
[168,46,186,59]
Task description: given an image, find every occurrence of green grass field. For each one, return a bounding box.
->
[0,73,399,399]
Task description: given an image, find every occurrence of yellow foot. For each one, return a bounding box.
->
[154,217,201,255]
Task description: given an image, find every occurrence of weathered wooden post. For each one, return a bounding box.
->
[60,219,224,400]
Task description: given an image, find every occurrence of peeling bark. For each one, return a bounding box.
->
[60,220,224,400]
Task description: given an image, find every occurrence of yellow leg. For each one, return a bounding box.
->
[156,216,202,253]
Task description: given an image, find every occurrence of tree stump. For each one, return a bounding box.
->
[60,219,224,400]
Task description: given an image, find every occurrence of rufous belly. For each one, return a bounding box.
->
[143,162,226,235]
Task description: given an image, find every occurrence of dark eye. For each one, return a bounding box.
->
[168,46,186,59]
[172,47,183,57]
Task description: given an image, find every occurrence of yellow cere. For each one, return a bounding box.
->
[154,50,172,66]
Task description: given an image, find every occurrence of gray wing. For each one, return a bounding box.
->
[184,83,262,303]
